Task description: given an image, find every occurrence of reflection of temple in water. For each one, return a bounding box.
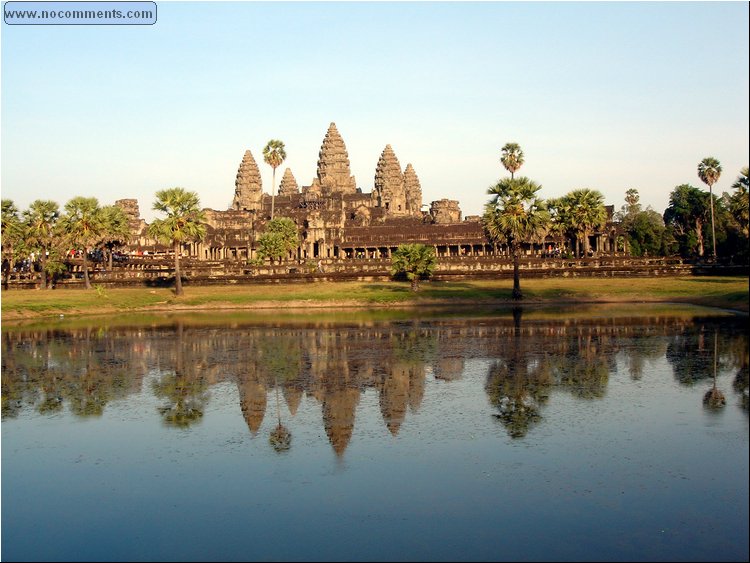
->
[3,314,748,451]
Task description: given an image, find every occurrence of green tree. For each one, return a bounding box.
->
[60,197,104,289]
[23,200,61,289]
[615,189,667,256]
[255,217,299,263]
[391,243,437,291]
[624,209,667,257]
[719,167,749,263]
[545,197,573,256]
[483,177,550,300]
[500,142,524,179]
[147,188,207,296]
[1,199,23,289]
[728,167,749,238]
[263,139,287,220]
[561,189,607,257]
[697,157,722,260]
[98,205,131,269]
[663,184,711,258]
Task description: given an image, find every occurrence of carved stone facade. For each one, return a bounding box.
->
[430,199,462,224]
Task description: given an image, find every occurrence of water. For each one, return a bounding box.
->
[2,305,748,561]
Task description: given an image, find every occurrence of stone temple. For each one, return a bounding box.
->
[120,122,618,264]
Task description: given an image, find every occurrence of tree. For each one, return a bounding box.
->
[23,200,60,289]
[483,177,549,300]
[624,209,667,257]
[391,243,437,291]
[546,197,573,256]
[1,199,23,289]
[263,139,287,220]
[255,217,299,263]
[560,189,607,257]
[663,184,711,258]
[728,167,749,238]
[500,142,524,179]
[98,205,131,269]
[147,188,207,296]
[697,157,722,260]
[60,197,103,289]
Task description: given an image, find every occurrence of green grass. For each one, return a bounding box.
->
[1,276,747,323]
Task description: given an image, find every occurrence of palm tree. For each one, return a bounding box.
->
[1,199,23,289]
[728,167,749,238]
[147,188,207,296]
[483,177,550,300]
[562,189,607,257]
[23,200,60,289]
[731,166,748,191]
[698,157,722,260]
[500,142,525,179]
[60,197,103,289]
[391,243,437,291]
[263,139,287,220]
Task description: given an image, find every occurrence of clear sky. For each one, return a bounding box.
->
[2,1,748,222]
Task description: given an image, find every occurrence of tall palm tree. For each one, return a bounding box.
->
[562,189,607,257]
[263,139,287,220]
[698,157,722,260]
[148,188,207,296]
[500,142,525,179]
[60,197,103,289]
[391,243,437,291]
[483,177,550,300]
[23,200,60,289]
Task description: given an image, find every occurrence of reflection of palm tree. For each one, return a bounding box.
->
[485,312,552,439]
[152,323,208,428]
[269,377,292,453]
[703,331,726,409]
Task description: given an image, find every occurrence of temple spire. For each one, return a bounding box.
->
[404,163,423,217]
[232,150,263,213]
[278,168,299,196]
[374,144,407,216]
[316,122,357,195]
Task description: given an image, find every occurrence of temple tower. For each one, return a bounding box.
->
[278,168,299,196]
[403,163,423,217]
[232,150,263,213]
[316,122,357,195]
[373,144,407,216]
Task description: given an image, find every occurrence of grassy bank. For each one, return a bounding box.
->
[1,276,748,322]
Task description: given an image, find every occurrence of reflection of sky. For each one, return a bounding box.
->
[1,318,748,562]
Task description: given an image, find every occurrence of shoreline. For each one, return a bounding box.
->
[2,277,748,324]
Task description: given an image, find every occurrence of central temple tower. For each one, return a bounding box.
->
[316,122,357,195]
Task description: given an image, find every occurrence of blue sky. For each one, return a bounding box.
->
[2,1,748,222]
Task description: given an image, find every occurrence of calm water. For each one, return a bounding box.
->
[1,306,748,562]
